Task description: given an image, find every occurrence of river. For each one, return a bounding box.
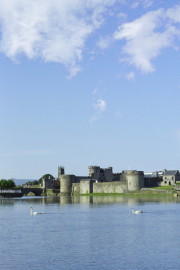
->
[0,195,180,270]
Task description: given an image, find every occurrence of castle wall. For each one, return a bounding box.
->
[92,181,128,194]
[103,168,114,182]
[75,176,91,183]
[144,177,160,187]
[113,173,121,181]
[80,180,94,194]
[71,181,128,194]
[72,183,80,194]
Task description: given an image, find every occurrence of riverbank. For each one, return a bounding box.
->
[23,185,180,198]
[80,185,180,196]
[66,186,178,197]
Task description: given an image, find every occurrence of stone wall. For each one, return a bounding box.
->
[103,167,113,182]
[71,181,128,194]
[144,177,160,187]
[80,180,94,194]
[92,181,128,194]
[76,176,91,183]
[72,183,80,194]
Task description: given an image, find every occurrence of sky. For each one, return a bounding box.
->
[0,0,180,179]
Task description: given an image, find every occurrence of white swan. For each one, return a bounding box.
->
[30,207,42,215]
[131,208,143,214]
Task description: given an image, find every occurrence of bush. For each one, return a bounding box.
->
[24,180,38,186]
[38,174,55,185]
[0,179,16,189]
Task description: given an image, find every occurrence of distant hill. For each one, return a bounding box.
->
[14,179,37,186]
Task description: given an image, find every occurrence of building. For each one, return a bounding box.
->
[42,165,180,195]
[88,166,114,182]
[59,166,144,195]
[161,170,180,186]
[144,171,163,187]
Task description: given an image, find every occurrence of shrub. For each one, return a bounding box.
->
[0,179,16,189]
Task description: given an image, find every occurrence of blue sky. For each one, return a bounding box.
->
[0,0,180,179]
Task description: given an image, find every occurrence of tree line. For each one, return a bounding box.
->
[0,174,55,189]
[0,179,16,189]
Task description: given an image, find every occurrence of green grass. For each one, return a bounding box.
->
[150,186,174,190]
[74,191,173,197]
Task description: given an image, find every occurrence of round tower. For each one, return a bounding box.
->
[60,175,75,195]
[123,170,144,191]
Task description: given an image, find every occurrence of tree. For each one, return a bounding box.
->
[38,174,55,185]
[0,179,16,189]
[24,180,38,186]
[7,179,15,188]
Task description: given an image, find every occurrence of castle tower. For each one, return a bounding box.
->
[88,166,100,180]
[58,166,65,179]
[60,175,75,195]
[122,170,144,191]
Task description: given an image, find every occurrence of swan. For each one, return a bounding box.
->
[131,208,143,214]
[30,207,42,215]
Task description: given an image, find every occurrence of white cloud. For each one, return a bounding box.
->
[97,36,112,50]
[0,0,116,77]
[90,85,107,123]
[131,0,153,9]
[167,5,180,23]
[90,97,107,123]
[125,71,135,80]
[131,2,140,9]
[93,98,106,112]
[143,0,153,8]
[117,12,127,21]
[114,7,180,73]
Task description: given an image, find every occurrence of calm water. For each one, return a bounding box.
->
[0,195,180,270]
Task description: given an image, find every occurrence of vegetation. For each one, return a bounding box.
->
[0,179,16,189]
[24,180,39,186]
[38,174,55,185]
[150,186,174,190]
[22,174,55,187]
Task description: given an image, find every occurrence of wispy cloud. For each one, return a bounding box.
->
[114,5,180,73]
[125,71,135,80]
[117,12,127,21]
[97,36,112,50]
[93,98,106,112]
[131,0,153,9]
[90,84,107,123]
[0,0,116,77]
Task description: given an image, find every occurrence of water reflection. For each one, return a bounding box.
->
[0,194,180,206]
[1,194,180,270]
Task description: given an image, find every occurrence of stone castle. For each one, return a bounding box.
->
[43,166,145,195]
[42,166,180,195]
